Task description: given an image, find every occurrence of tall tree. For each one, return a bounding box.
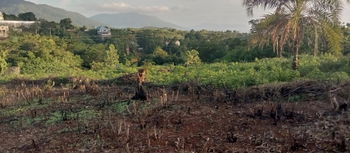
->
[244,0,347,69]
[18,12,37,21]
[59,18,74,30]
[105,44,119,68]
[3,13,19,20]
[0,50,8,74]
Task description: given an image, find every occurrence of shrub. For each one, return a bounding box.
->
[185,49,201,66]
[0,55,7,74]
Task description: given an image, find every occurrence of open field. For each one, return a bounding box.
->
[1,78,350,152]
[1,1,350,152]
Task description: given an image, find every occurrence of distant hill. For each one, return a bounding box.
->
[0,0,99,27]
[90,12,182,29]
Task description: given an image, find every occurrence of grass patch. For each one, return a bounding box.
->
[46,109,101,125]
[111,100,130,113]
[0,98,52,118]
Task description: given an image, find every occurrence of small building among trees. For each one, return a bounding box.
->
[0,11,36,38]
[174,40,181,46]
[0,25,9,38]
[96,26,112,38]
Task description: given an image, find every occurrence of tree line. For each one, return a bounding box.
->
[11,13,276,69]
[1,8,350,76]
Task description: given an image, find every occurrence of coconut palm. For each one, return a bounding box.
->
[244,0,347,69]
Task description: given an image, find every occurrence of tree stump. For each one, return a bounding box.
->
[132,85,148,101]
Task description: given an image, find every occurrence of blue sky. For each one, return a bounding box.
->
[27,0,350,32]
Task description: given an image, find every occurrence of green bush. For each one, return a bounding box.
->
[0,55,7,74]
[2,33,350,89]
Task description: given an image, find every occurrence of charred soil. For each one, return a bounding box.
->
[1,79,350,152]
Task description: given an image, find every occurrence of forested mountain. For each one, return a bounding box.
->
[0,0,99,27]
[90,12,182,29]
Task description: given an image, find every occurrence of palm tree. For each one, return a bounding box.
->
[244,0,347,69]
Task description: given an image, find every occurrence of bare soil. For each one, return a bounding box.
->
[0,80,350,153]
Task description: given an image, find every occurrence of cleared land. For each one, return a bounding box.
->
[1,78,350,152]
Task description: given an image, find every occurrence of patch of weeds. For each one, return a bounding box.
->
[68,95,93,103]
[46,111,67,125]
[23,116,46,125]
[0,98,52,117]
[80,136,106,150]
[9,116,46,128]
[82,95,93,101]
[46,109,100,125]
[140,100,158,110]
[76,109,101,121]
[287,95,305,102]
[1,107,28,117]
[111,100,130,113]
[57,127,80,134]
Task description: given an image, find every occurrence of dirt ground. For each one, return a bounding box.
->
[0,80,350,153]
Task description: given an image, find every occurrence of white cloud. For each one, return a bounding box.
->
[25,0,350,32]
[102,2,130,9]
[97,2,170,13]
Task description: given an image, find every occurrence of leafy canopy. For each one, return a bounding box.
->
[244,0,346,63]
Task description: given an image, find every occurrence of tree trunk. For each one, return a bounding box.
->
[313,27,319,56]
[292,46,300,70]
[292,26,302,70]
[278,50,283,58]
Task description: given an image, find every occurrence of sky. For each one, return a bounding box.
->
[27,0,350,32]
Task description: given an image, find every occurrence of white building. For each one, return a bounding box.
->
[0,25,9,38]
[96,26,111,37]
[0,20,36,28]
[0,11,36,38]
[174,40,181,46]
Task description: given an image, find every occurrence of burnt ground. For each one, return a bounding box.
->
[0,80,350,153]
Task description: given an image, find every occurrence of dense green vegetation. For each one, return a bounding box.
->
[244,0,345,70]
[147,54,350,88]
[1,12,350,88]
[18,14,275,66]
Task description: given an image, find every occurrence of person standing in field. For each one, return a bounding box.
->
[132,68,148,101]
[137,69,146,86]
